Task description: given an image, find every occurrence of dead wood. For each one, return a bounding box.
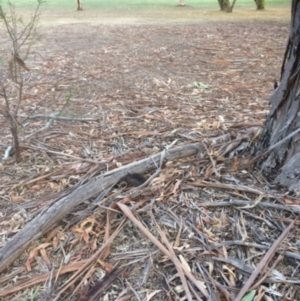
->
[0,128,259,274]
[0,128,257,272]
[0,142,197,273]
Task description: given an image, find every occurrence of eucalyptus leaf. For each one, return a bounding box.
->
[241,290,256,301]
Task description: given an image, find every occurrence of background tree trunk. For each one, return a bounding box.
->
[218,0,229,11]
[76,0,83,11]
[217,0,236,12]
[254,0,265,10]
[256,0,300,192]
[227,0,237,12]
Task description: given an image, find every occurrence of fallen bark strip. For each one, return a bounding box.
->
[0,127,259,274]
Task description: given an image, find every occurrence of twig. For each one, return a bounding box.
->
[247,127,300,166]
[24,118,53,139]
[193,180,267,195]
[56,220,126,300]
[154,217,193,301]
[18,114,101,122]
[126,281,141,301]
[117,203,209,298]
[234,215,299,301]
[21,144,105,164]
[193,199,298,214]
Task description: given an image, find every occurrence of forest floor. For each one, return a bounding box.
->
[1,6,299,301]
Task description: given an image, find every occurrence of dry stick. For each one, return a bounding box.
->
[21,144,105,164]
[24,118,54,140]
[141,257,152,285]
[246,127,300,166]
[0,142,199,273]
[251,253,284,289]
[79,267,126,301]
[174,218,183,248]
[68,263,96,301]
[197,200,299,214]
[201,265,233,300]
[153,217,193,301]
[18,113,101,122]
[117,202,209,299]
[188,282,204,301]
[194,180,267,195]
[56,219,126,300]
[2,87,21,162]
[234,215,299,301]
[212,240,300,261]
[203,142,221,177]
[125,281,141,301]
[115,287,132,301]
[11,169,69,190]
[0,261,88,297]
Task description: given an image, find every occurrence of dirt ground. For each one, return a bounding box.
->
[1,6,299,301]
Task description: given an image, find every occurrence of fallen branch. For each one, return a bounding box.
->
[0,142,199,272]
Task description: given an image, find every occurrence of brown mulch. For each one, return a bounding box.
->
[1,17,300,301]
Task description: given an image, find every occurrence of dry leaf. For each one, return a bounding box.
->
[179,255,191,273]
[25,243,52,271]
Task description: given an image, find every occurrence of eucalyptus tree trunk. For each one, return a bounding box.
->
[256,0,300,192]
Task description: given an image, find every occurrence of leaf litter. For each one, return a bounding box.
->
[0,18,299,301]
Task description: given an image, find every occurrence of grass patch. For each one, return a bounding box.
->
[3,0,291,10]
[0,0,290,26]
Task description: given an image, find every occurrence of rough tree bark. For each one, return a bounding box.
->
[256,0,300,193]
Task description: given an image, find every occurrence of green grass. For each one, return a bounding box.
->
[0,0,291,25]
[2,0,291,10]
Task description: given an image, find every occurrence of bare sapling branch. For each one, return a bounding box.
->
[0,0,44,162]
